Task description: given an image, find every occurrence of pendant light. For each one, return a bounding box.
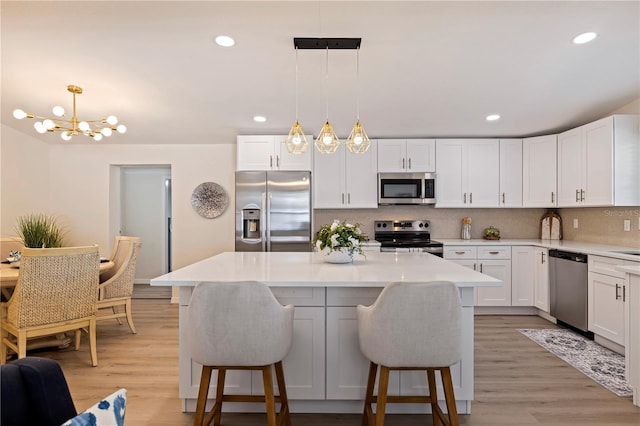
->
[314,46,340,154]
[346,48,371,154]
[285,46,309,154]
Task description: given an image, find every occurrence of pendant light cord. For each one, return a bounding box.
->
[295,46,299,121]
[356,47,360,121]
[325,46,329,120]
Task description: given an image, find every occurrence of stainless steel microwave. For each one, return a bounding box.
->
[378,172,436,205]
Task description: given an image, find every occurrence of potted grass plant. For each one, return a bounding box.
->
[15,213,65,249]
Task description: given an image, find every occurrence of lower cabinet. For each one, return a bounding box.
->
[588,255,628,347]
[533,247,549,312]
[511,246,535,306]
[252,307,326,399]
[444,245,511,306]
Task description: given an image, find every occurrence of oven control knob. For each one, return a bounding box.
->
[419,223,423,228]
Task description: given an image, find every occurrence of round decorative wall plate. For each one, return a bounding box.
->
[191,182,229,219]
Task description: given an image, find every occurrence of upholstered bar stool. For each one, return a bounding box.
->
[357,281,462,426]
[187,281,294,426]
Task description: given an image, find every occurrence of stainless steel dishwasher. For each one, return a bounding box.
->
[549,249,591,335]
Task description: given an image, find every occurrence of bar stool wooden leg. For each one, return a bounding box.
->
[441,367,459,426]
[375,365,390,426]
[426,368,441,425]
[194,365,213,426]
[262,365,277,426]
[362,362,377,426]
[274,361,291,426]
[211,368,226,426]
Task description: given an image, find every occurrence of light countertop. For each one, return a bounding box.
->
[151,250,501,288]
[439,239,640,262]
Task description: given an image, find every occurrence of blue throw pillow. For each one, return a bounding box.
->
[61,389,126,426]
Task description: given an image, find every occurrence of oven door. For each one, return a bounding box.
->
[378,173,425,205]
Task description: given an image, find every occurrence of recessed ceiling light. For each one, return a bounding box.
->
[486,114,501,122]
[253,116,266,123]
[215,35,235,47]
[572,32,597,45]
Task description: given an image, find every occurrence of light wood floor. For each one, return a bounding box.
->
[24,299,640,425]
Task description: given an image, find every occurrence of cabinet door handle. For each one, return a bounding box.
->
[473,263,477,271]
[348,193,351,204]
[581,189,585,202]
[402,158,406,169]
[551,192,555,203]
[479,263,483,273]
[502,192,505,204]
[541,252,545,264]
[342,193,345,204]
[489,251,499,255]
[270,155,273,168]
[576,189,580,202]
[623,285,626,302]
[615,284,621,300]
[455,251,466,255]
[470,193,473,204]
[276,155,280,168]
[463,193,467,204]
[408,158,412,170]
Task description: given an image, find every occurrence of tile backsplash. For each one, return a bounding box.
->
[314,206,640,248]
[559,206,640,248]
[315,207,547,241]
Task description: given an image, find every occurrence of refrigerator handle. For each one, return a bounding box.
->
[261,192,267,252]
[266,192,272,251]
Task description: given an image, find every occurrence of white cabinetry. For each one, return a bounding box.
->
[588,255,628,347]
[377,139,435,172]
[237,135,313,171]
[533,247,550,312]
[499,139,523,207]
[523,135,557,207]
[558,115,640,207]
[511,246,535,306]
[314,141,378,209]
[435,139,500,208]
[443,245,511,306]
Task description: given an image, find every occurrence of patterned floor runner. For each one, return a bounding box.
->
[518,328,632,397]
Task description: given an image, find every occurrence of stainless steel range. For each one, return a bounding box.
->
[374,220,443,257]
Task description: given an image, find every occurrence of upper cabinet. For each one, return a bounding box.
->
[314,140,378,209]
[558,115,639,207]
[435,139,500,208]
[237,135,313,171]
[377,139,435,172]
[499,139,523,207]
[522,135,557,207]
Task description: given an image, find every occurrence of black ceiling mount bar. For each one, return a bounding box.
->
[293,37,361,50]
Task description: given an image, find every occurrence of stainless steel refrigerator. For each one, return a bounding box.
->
[235,171,312,252]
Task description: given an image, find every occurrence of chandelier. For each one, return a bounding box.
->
[13,85,126,141]
[292,38,369,154]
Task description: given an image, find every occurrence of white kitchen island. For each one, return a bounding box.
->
[151,251,501,414]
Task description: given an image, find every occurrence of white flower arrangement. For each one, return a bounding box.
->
[313,220,366,255]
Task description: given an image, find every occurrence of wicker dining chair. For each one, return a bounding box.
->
[0,246,100,367]
[97,236,141,334]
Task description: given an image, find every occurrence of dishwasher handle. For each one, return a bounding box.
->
[548,249,588,263]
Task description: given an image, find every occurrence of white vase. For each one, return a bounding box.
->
[323,248,354,264]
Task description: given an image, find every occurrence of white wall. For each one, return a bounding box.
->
[0,125,52,236]
[1,126,236,271]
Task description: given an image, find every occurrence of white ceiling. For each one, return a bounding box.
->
[2,1,639,145]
